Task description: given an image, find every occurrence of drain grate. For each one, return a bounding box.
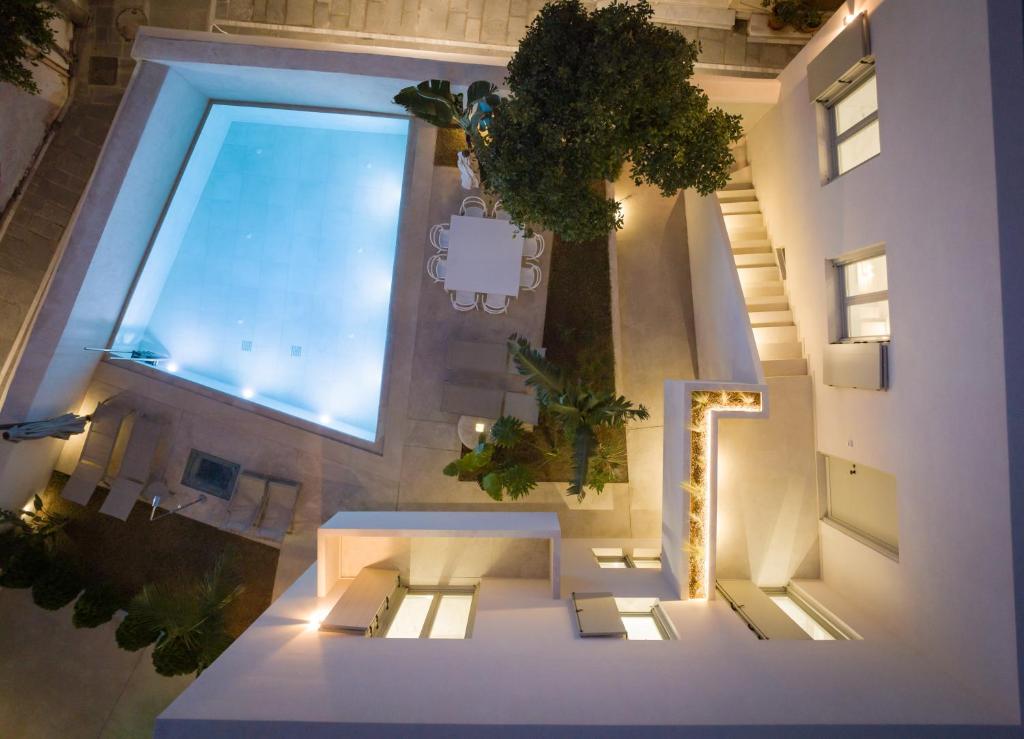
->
[241,340,253,352]
[290,345,302,357]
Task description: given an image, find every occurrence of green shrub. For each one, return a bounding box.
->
[477,0,741,242]
[0,544,49,588]
[115,612,160,651]
[73,585,125,628]
[31,557,82,610]
[0,0,58,94]
[152,636,198,677]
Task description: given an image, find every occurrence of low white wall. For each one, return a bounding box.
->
[683,188,763,384]
[0,63,207,508]
[746,0,1017,718]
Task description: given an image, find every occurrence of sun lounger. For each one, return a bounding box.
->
[254,479,301,542]
[223,472,268,533]
[99,416,163,520]
[320,567,400,636]
[441,382,503,418]
[446,340,508,374]
[62,399,133,505]
[503,391,540,427]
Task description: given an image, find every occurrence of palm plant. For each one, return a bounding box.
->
[507,335,649,498]
[117,555,244,677]
[443,415,539,501]
[0,494,69,588]
[393,79,502,185]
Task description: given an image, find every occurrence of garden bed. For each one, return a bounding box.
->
[39,472,278,638]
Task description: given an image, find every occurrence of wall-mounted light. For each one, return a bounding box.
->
[843,10,863,25]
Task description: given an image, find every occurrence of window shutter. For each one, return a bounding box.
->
[572,592,626,638]
[808,14,874,104]
[320,567,400,635]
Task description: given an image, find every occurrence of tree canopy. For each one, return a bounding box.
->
[0,0,58,94]
[476,0,742,242]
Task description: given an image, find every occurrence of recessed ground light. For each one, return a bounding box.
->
[241,387,255,399]
[319,414,332,424]
[166,362,179,373]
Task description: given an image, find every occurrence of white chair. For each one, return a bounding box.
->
[519,263,542,291]
[451,290,479,311]
[460,195,488,218]
[99,416,164,521]
[427,253,447,283]
[62,398,133,505]
[429,223,450,251]
[492,200,511,221]
[482,293,510,315]
[522,233,545,260]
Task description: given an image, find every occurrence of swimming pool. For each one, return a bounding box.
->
[115,104,409,442]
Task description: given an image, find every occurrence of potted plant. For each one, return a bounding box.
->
[761,0,823,32]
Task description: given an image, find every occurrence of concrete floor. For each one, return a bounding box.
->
[0,587,192,738]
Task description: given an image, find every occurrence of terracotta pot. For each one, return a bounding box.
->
[767,13,787,30]
[799,18,823,33]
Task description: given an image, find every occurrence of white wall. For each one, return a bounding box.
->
[156,538,1005,734]
[746,0,1017,718]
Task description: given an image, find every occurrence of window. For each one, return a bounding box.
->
[571,593,674,640]
[383,588,475,639]
[768,594,835,641]
[823,454,899,557]
[835,248,889,340]
[592,547,661,570]
[615,598,672,641]
[763,587,854,640]
[829,72,880,177]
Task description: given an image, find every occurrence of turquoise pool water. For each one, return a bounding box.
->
[116,104,409,441]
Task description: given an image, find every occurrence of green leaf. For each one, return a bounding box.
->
[497,464,537,500]
[393,80,461,129]
[466,80,498,106]
[489,416,525,448]
[480,472,504,501]
[507,334,565,404]
[568,425,597,498]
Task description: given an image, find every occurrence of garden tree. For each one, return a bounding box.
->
[443,415,539,501]
[115,555,243,677]
[0,0,58,94]
[477,0,742,242]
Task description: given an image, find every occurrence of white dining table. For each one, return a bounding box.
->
[443,215,524,297]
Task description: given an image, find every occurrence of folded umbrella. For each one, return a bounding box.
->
[0,413,89,442]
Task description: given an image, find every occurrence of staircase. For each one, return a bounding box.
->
[716,166,808,377]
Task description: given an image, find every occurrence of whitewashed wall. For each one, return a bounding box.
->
[746,0,1017,718]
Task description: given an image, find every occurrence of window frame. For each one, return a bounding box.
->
[826,71,880,179]
[592,547,662,570]
[831,245,890,343]
[761,586,856,641]
[381,586,477,639]
[617,604,673,641]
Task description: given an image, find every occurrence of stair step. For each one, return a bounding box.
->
[746,293,789,311]
[754,325,798,344]
[729,228,768,242]
[738,266,780,285]
[720,200,760,215]
[717,187,757,202]
[731,239,772,254]
[743,281,784,297]
[728,164,752,186]
[724,213,763,231]
[758,341,804,361]
[735,253,776,268]
[763,357,808,377]
[749,309,793,327]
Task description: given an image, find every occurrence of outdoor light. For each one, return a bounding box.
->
[241,387,255,399]
[474,422,486,433]
[166,361,179,373]
[319,414,332,425]
[306,607,330,631]
[843,11,862,25]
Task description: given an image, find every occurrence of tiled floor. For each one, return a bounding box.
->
[122,111,409,440]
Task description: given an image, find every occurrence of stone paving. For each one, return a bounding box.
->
[215,0,801,68]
